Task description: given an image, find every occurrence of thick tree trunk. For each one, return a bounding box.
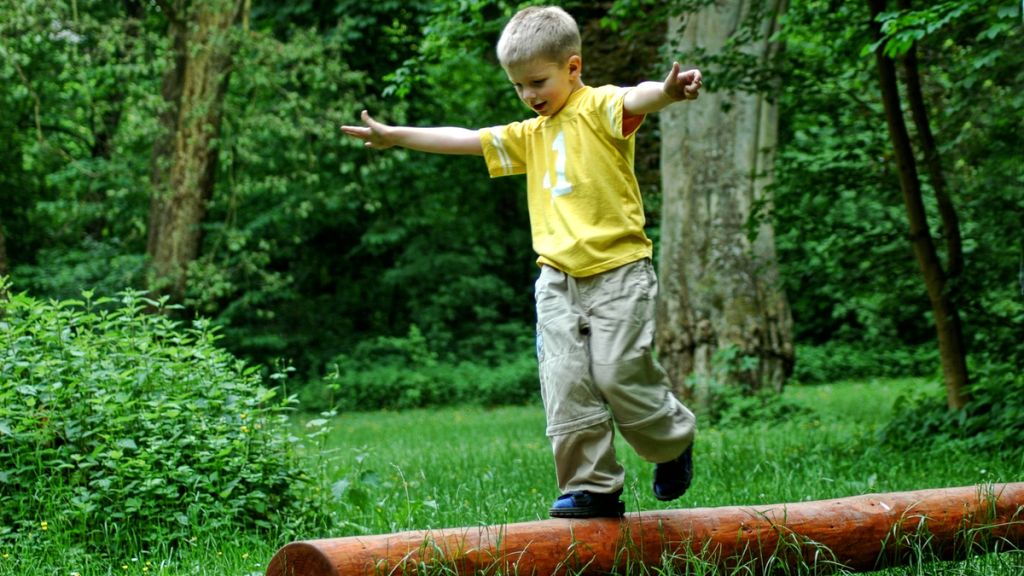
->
[147,0,245,304]
[657,0,794,400]
[867,0,970,409]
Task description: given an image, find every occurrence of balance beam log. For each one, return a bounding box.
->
[267,483,1024,576]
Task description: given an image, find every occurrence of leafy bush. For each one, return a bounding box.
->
[12,238,147,301]
[878,361,1024,454]
[694,379,814,429]
[688,346,815,427]
[310,326,540,412]
[791,341,939,385]
[0,282,320,551]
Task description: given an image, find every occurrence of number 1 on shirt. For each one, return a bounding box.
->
[544,131,573,201]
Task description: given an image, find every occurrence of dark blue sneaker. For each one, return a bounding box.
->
[653,444,693,501]
[549,489,625,518]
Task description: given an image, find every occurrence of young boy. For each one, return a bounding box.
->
[342,6,700,519]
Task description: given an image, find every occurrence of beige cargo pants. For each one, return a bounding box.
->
[535,258,696,494]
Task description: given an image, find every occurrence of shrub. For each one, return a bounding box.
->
[0,282,320,552]
[309,326,541,412]
[791,341,939,385]
[12,238,147,302]
[687,346,815,427]
[688,375,814,428]
[878,360,1024,454]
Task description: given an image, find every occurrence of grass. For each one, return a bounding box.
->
[3,377,1023,575]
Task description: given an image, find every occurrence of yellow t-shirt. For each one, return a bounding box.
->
[480,85,651,277]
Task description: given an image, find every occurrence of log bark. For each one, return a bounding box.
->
[867,0,970,409]
[657,0,794,400]
[147,0,246,304]
[266,483,1024,576]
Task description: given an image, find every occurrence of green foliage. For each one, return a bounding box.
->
[13,238,146,301]
[871,1,1020,58]
[770,0,1024,375]
[3,0,1020,404]
[317,325,540,413]
[0,283,322,552]
[0,0,538,381]
[791,342,939,385]
[187,1,536,376]
[880,361,1024,454]
[0,0,163,266]
[695,380,814,429]
[688,346,814,427]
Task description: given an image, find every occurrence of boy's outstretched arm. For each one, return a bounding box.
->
[341,110,483,156]
[623,62,702,117]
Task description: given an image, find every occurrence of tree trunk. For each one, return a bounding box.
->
[657,0,794,400]
[867,0,970,409]
[899,0,963,282]
[147,0,246,304]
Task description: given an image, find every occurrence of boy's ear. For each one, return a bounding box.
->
[568,55,582,79]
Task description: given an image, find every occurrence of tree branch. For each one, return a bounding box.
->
[20,122,96,149]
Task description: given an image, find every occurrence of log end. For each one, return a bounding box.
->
[266,541,338,576]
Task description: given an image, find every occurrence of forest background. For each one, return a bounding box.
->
[2,0,1024,571]
[1,0,1021,413]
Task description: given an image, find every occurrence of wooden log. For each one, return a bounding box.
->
[266,483,1024,576]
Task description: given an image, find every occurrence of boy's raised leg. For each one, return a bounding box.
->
[580,259,697,499]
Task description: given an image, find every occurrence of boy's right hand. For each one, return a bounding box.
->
[341,110,394,149]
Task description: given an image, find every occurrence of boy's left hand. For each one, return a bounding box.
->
[663,62,702,101]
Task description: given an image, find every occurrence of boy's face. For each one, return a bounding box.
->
[504,56,582,117]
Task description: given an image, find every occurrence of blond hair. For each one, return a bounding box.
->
[496,6,581,69]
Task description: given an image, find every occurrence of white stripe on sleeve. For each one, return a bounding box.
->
[609,87,629,138]
[490,127,513,175]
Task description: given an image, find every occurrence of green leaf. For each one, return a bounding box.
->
[359,470,380,487]
[861,38,886,57]
[331,478,351,500]
[978,24,1008,41]
[116,439,138,450]
[997,4,1020,18]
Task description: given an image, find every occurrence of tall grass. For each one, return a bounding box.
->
[3,378,1022,575]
